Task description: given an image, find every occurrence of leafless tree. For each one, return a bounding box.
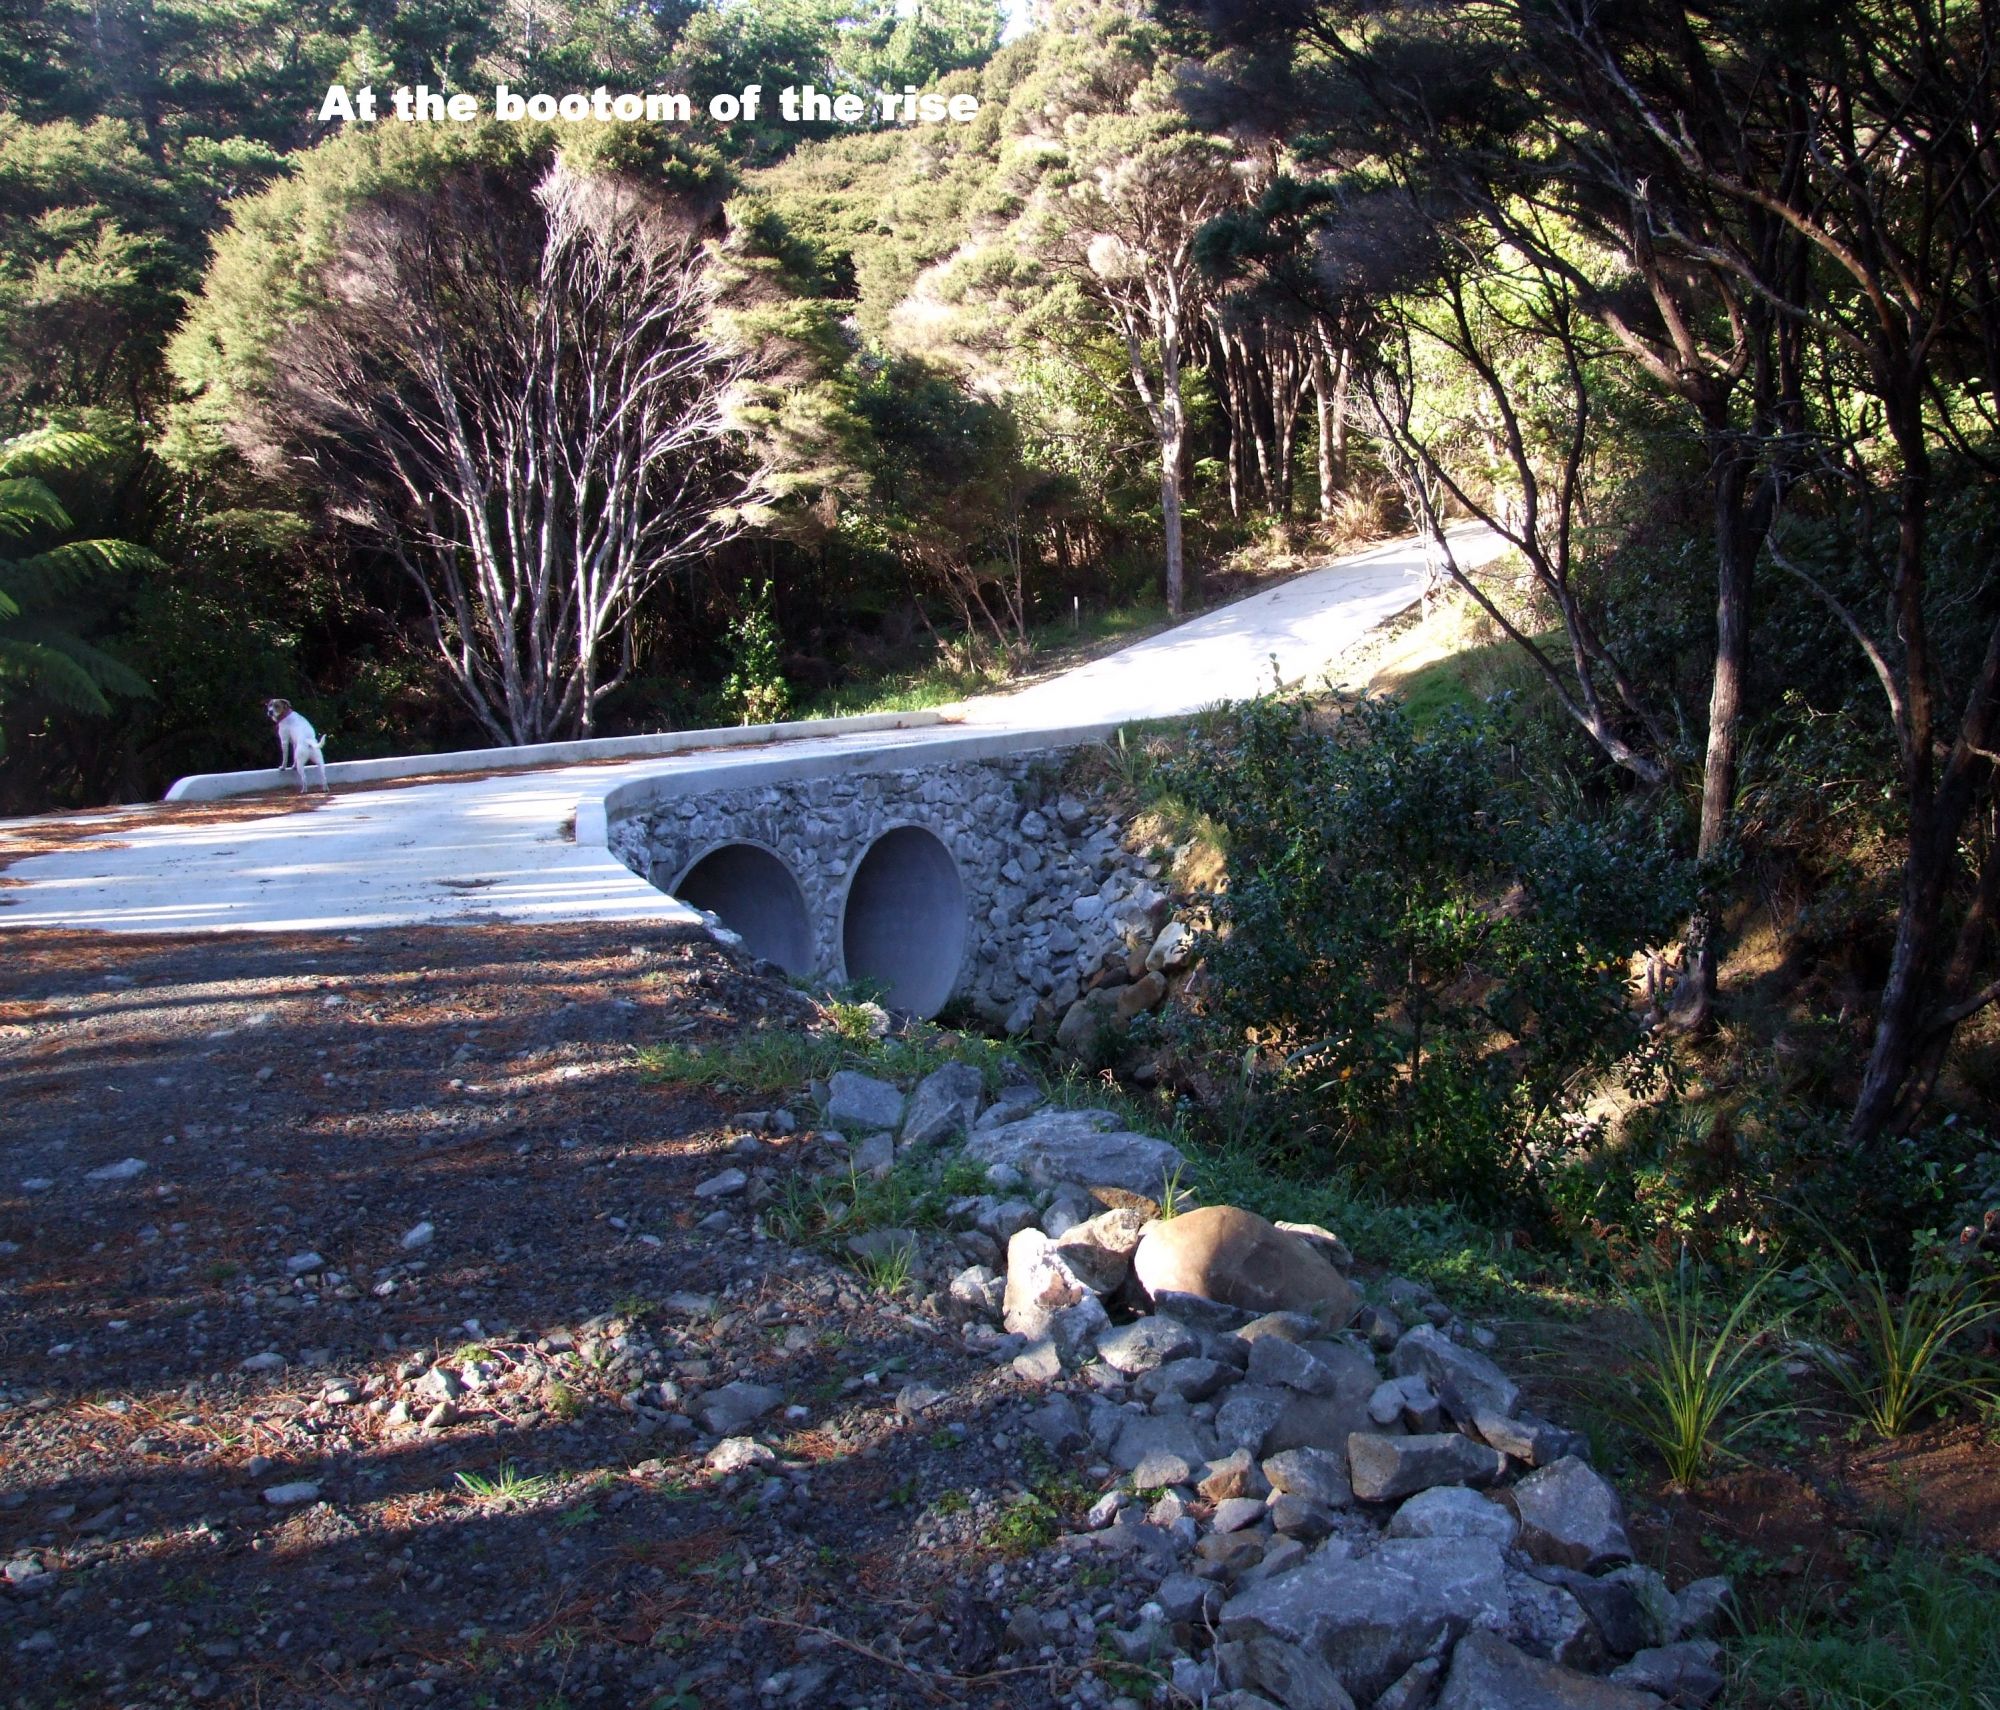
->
[257,160,768,744]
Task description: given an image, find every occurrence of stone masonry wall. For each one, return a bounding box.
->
[608,753,1170,1029]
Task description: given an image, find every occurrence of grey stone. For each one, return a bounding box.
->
[1155,1289,1260,1332]
[1476,1411,1581,1466]
[848,1134,903,1184]
[1247,1336,1339,1395]
[1219,1536,1511,1705]
[693,1167,748,1199]
[1214,1634,1357,1710]
[262,1482,320,1506]
[1054,1206,1149,1293]
[963,1109,1187,1200]
[1156,1571,1219,1624]
[902,1061,984,1146]
[694,1382,784,1436]
[1389,1325,1521,1425]
[1262,1344,1383,1456]
[895,1382,948,1418]
[1138,1356,1233,1404]
[400,1221,435,1250]
[1024,1394,1088,1454]
[1215,1385,1291,1456]
[1607,1642,1724,1705]
[1097,1316,1200,1375]
[1669,1578,1732,1642]
[846,1227,916,1265]
[1212,1495,1268,1533]
[86,1157,147,1183]
[1199,1448,1272,1502]
[1012,1340,1063,1383]
[1261,1446,1352,1509]
[1373,1656,1445,1710]
[1507,1568,1605,1670]
[284,1251,325,1275]
[707,1437,775,1473]
[975,1197,1040,1241]
[1235,1311,1323,1344]
[1509,1457,1634,1572]
[1434,1631,1662,1710]
[1526,1565,1671,1659]
[1112,1413,1214,1475]
[239,1351,287,1374]
[1268,1494,1336,1540]
[1131,1447,1197,1490]
[1387,1486,1519,1547]
[1350,1432,1506,1503]
[947,1264,1004,1317]
[825,1071,905,1133]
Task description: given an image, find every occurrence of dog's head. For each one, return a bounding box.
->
[265,698,291,724]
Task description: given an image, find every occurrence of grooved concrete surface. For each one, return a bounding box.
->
[0,528,1498,935]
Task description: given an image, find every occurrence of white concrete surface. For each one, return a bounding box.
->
[165,706,949,802]
[0,527,1497,935]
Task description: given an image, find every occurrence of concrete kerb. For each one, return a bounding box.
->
[162,707,951,804]
[578,718,1136,849]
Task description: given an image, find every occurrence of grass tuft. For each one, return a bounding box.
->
[1614,1252,1793,1488]
[1810,1234,1998,1439]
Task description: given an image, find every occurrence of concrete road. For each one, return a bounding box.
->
[0,527,1497,935]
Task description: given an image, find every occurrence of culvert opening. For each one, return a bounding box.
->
[840,825,966,1020]
[672,842,812,976]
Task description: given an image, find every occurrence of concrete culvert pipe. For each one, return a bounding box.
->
[672,842,813,976]
[840,825,967,1019]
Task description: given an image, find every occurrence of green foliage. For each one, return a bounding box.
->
[1613,1253,1793,1488]
[0,424,155,760]
[1810,1235,1999,1440]
[1737,1547,2000,1710]
[719,579,791,725]
[1170,690,1693,1214]
[453,1463,555,1508]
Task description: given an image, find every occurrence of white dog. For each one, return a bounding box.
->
[265,698,330,793]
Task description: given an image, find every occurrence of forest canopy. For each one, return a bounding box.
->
[3,0,2000,1178]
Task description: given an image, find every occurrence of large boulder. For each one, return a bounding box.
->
[1218,1536,1511,1705]
[1434,1631,1663,1709]
[962,1109,1187,1201]
[901,1061,984,1146]
[1508,1457,1634,1572]
[1132,1207,1358,1326]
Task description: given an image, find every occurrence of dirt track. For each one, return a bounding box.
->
[0,926,1149,1710]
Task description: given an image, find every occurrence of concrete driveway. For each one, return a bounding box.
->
[0,528,1498,935]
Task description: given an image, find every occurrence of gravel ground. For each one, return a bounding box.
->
[0,925,1163,1710]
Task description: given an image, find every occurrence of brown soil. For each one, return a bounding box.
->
[1494,1308,2000,1630]
[0,926,1148,1710]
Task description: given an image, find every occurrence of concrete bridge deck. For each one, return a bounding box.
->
[0,529,1497,937]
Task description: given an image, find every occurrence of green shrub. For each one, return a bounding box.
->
[1169,691,1693,1215]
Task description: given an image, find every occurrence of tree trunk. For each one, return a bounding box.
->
[1677,476,1758,1030]
[1161,337,1187,614]
[1312,338,1338,519]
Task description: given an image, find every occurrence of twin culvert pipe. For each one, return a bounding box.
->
[671,824,967,1019]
